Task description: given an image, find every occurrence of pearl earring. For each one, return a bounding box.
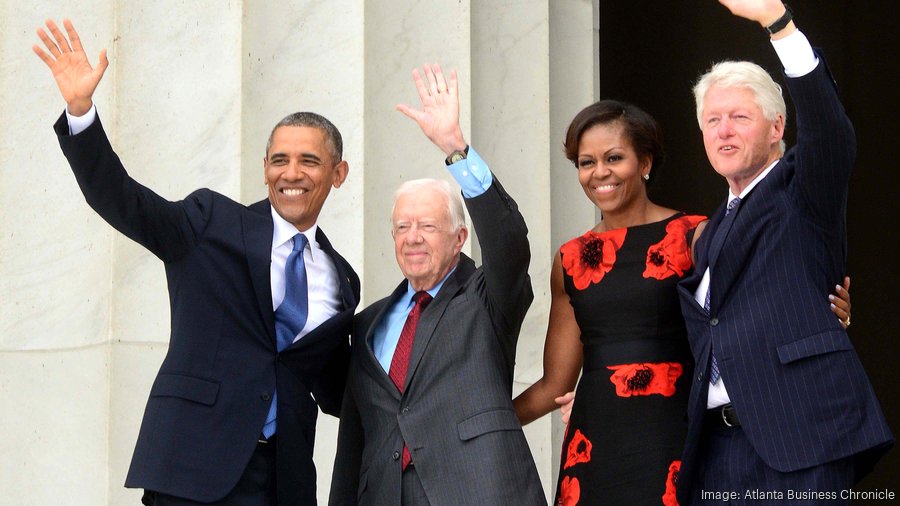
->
[643,173,650,181]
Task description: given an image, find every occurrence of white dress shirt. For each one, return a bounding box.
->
[270,210,341,344]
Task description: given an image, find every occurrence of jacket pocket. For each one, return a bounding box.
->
[457,408,522,441]
[149,373,220,405]
[776,330,853,364]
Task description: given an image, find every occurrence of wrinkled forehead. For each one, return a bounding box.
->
[392,189,451,223]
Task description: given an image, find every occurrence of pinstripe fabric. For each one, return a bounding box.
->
[708,197,741,385]
[691,426,854,505]
[330,178,545,506]
[676,55,893,504]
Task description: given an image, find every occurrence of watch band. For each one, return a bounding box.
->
[764,4,793,36]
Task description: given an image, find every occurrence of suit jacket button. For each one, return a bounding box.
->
[402,407,409,413]
[261,392,271,401]
[392,451,401,460]
[710,317,719,326]
[697,372,703,381]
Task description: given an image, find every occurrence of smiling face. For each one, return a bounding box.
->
[392,187,468,292]
[576,122,651,218]
[701,85,784,194]
[264,125,348,231]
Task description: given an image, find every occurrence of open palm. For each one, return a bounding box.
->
[396,64,466,155]
[33,19,108,116]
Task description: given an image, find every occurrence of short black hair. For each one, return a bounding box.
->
[266,112,343,161]
[564,100,665,184]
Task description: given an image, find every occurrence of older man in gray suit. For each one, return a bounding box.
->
[328,64,545,505]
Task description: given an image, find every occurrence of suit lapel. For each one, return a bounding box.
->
[696,201,726,275]
[707,186,767,312]
[315,227,358,310]
[366,282,410,398]
[242,200,276,345]
[403,254,476,392]
[678,199,725,304]
[706,199,740,275]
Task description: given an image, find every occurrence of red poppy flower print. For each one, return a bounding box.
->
[663,460,681,506]
[558,475,581,506]
[563,429,592,469]
[606,362,684,397]
[643,215,706,280]
[560,228,627,290]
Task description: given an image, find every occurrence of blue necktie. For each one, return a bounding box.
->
[707,197,741,385]
[262,233,309,438]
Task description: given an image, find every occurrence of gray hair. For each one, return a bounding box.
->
[265,112,343,161]
[392,178,466,231]
[693,60,787,153]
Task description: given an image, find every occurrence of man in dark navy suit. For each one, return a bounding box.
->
[34,19,359,505]
[677,1,893,503]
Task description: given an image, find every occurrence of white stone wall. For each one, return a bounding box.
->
[0,1,596,504]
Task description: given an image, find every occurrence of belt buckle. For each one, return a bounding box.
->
[721,406,733,427]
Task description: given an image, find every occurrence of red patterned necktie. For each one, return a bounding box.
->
[388,290,433,470]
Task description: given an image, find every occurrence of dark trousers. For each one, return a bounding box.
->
[690,424,854,505]
[142,439,277,506]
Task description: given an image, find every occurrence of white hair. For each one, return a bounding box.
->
[391,178,466,231]
[693,60,787,153]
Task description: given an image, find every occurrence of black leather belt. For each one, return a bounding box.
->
[706,403,741,427]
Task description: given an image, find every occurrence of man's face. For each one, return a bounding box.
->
[264,126,348,231]
[392,188,468,292]
[701,85,784,193]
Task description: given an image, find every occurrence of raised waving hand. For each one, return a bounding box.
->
[33,19,109,116]
[396,63,467,156]
[719,0,795,35]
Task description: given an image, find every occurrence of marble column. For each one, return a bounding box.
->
[1,1,597,504]
[1,2,116,504]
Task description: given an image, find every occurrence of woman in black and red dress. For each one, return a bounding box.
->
[512,100,850,505]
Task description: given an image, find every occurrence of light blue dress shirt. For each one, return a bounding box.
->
[447,146,492,198]
[370,147,493,371]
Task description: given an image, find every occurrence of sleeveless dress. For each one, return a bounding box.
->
[554,213,706,506]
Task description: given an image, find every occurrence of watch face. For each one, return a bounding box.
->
[448,151,466,164]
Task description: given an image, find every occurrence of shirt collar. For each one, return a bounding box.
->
[403,265,457,306]
[270,206,319,262]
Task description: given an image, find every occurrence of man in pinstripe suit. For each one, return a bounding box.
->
[677,1,893,503]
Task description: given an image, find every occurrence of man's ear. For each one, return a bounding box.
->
[332,160,349,188]
[455,226,469,254]
[771,114,785,143]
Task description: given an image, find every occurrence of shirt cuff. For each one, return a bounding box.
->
[771,29,819,78]
[66,104,98,135]
[447,146,493,198]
